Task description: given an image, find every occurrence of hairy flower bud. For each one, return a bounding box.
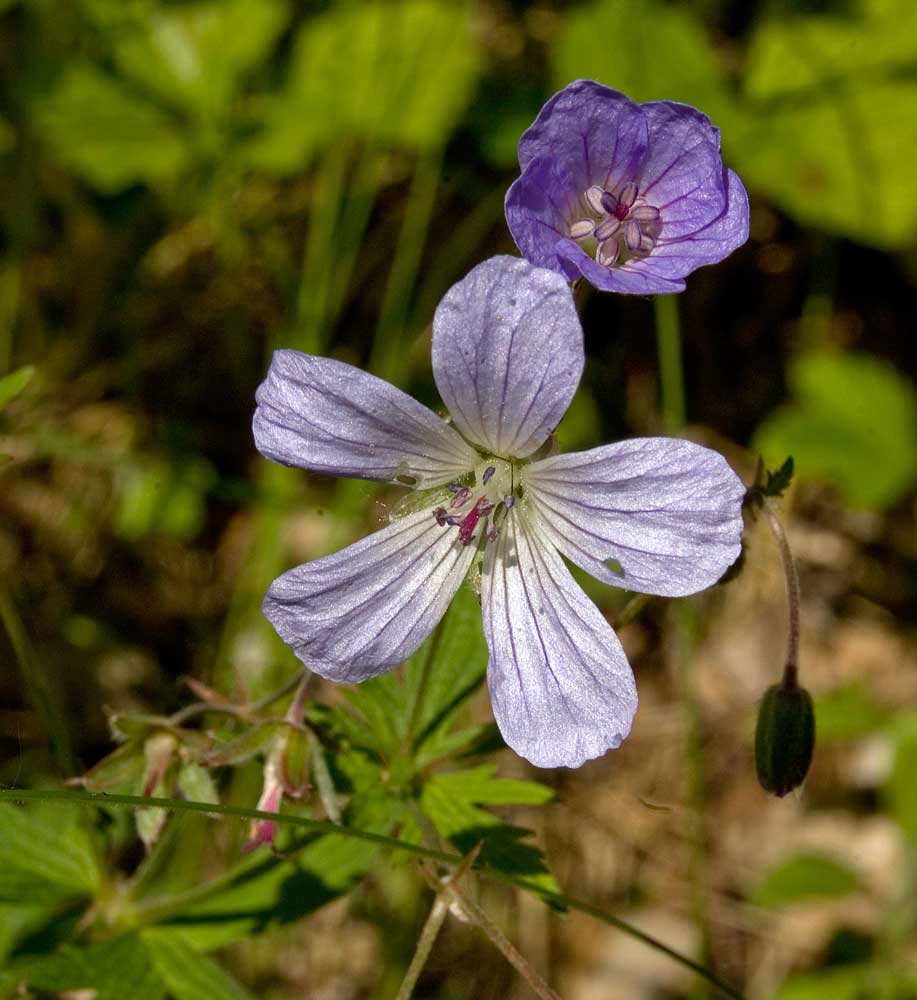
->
[755,680,815,797]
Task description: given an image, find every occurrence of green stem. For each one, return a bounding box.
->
[369,146,444,384]
[0,587,76,775]
[395,895,450,1000]
[654,294,686,432]
[0,787,745,999]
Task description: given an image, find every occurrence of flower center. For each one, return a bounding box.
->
[567,181,662,269]
[432,458,517,547]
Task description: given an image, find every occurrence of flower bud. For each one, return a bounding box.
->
[755,680,815,797]
[279,727,311,798]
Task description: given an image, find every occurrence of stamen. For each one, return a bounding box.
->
[446,482,463,493]
[458,497,495,545]
[432,507,449,526]
[624,219,642,252]
[584,185,606,215]
[597,238,620,267]
[618,181,638,212]
[503,495,515,508]
[569,218,595,240]
[638,232,656,253]
[450,486,472,509]
[600,190,619,216]
[594,217,621,241]
[632,204,661,223]
[482,466,496,485]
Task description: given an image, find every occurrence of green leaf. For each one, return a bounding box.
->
[814,683,892,742]
[341,581,488,761]
[142,929,255,1000]
[764,456,795,497]
[753,350,917,509]
[886,715,917,840]
[31,64,187,193]
[552,0,735,127]
[751,853,863,907]
[176,762,220,805]
[16,934,165,1000]
[247,0,481,173]
[420,765,559,896]
[0,803,100,905]
[0,365,34,409]
[109,0,290,119]
[772,964,871,1000]
[736,0,917,247]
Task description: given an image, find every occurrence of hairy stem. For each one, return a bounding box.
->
[760,496,801,686]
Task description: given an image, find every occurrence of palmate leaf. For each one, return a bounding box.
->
[338,580,489,763]
[418,765,560,897]
[142,929,256,1000]
[11,934,166,1000]
[0,803,100,906]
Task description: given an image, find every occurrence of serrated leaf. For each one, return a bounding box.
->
[31,63,187,192]
[246,0,481,173]
[751,853,863,907]
[0,803,100,905]
[142,929,255,1000]
[0,365,34,409]
[764,456,795,497]
[420,766,558,895]
[15,934,165,1000]
[342,581,487,761]
[736,0,917,247]
[753,350,917,509]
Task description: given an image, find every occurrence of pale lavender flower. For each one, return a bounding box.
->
[253,256,745,768]
[505,80,749,294]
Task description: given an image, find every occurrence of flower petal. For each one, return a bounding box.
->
[517,79,647,197]
[638,101,728,237]
[431,256,584,458]
[264,509,477,683]
[557,238,688,294]
[645,168,750,270]
[524,438,745,596]
[254,349,478,487]
[505,155,587,282]
[481,508,638,768]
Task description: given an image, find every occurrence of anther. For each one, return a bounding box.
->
[569,219,595,240]
[482,466,496,485]
[597,239,620,267]
[503,495,515,509]
[432,507,449,526]
[584,185,606,215]
[594,217,621,241]
[618,181,638,212]
[450,486,472,509]
[632,203,660,223]
[624,219,642,252]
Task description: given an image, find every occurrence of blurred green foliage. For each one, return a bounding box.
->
[1,0,916,996]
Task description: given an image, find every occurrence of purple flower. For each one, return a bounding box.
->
[505,80,749,294]
[253,256,745,767]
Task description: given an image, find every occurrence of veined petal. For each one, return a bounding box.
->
[524,438,745,597]
[431,256,584,458]
[638,101,727,236]
[505,155,587,282]
[517,79,647,197]
[647,169,750,268]
[481,508,638,768]
[254,349,478,487]
[264,509,477,683]
[556,239,687,294]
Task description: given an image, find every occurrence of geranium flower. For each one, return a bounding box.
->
[254,256,745,767]
[505,79,749,295]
